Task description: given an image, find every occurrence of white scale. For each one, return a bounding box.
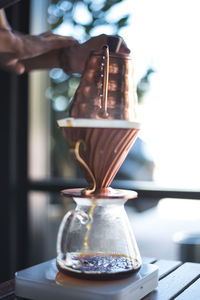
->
[15,259,158,300]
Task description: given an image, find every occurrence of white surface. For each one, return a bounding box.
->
[15,259,158,300]
[57,118,141,129]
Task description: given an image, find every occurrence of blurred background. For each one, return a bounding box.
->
[1,0,200,282]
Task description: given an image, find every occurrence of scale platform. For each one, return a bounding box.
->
[15,259,158,300]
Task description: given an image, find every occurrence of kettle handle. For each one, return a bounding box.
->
[100,37,122,117]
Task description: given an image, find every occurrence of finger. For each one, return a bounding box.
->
[6,57,18,66]
[82,34,130,53]
[8,61,25,74]
[119,43,130,54]
[110,35,130,53]
[39,30,52,37]
[39,31,78,42]
[0,61,25,74]
[13,62,25,74]
[6,57,25,74]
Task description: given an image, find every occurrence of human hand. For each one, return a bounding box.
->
[0,29,78,74]
[59,34,130,74]
[17,34,130,74]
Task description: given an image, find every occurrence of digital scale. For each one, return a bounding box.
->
[15,259,158,300]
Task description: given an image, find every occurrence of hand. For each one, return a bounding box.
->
[0,51,25,74]
[14,30,78,59]
[59,34,130,74]
[19,34,130,74]
[0,29,78,74]
[0,9,79,74]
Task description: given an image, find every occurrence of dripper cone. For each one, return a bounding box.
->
[58,119,140,195]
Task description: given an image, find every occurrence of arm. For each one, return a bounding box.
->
[0,9,78,74]
[21,34,130,74]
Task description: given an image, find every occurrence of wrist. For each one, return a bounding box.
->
[0,27,19,53]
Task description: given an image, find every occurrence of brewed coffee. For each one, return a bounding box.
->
[57,253,141,280]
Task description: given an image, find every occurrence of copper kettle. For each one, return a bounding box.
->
[67,37,138,121]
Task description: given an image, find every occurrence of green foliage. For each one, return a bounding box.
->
[48,0,130,38]
[137,68,155,103]
[48,0,131,115]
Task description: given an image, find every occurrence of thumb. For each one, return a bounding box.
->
[13,62,25,74]
[7,58,25,74]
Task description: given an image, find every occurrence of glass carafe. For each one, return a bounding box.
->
[56,195,142,279]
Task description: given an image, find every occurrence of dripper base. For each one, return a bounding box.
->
[61,187,137,199]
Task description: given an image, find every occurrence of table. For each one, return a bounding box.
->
[1,257,200,300]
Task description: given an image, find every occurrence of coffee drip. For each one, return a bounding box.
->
[56,37,142,278]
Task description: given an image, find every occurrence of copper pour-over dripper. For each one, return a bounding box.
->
[58,119,140,198]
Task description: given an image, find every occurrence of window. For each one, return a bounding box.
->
[28,0,200,189]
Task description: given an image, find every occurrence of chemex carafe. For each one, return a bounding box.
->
[56,36,142,279]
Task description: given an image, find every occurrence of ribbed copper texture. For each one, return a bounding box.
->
[67,49,138,121]
[61,126,139,191]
